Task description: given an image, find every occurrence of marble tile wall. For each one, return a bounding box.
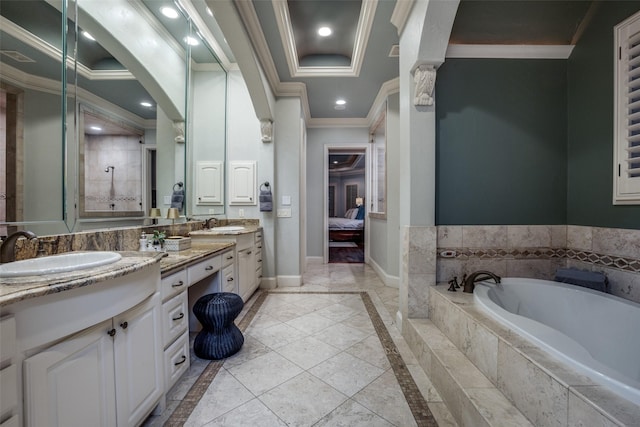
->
[437,225,640,304]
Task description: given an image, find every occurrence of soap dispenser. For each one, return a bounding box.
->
[139,232,148,251]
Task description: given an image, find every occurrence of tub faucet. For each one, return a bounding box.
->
[0,230,38,263]
[463,270,501,293]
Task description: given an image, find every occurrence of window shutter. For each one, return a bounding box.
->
[615,11,640,203]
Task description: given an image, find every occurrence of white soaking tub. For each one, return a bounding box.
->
[474,277,640,406]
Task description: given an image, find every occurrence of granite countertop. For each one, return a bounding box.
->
[189,225,262,236]
[0,242,235,307]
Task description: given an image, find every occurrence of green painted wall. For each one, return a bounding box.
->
[435,59,568,225]
[567,1,640,229]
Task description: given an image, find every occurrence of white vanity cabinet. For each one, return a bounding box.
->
[221,249,236,293]
[160,270,189,391]
[0,315,18,427]
[22,293,162,427]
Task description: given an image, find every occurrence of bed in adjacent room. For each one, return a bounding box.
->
[329,206,364,242]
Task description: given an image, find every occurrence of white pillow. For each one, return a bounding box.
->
[345,208,357,219]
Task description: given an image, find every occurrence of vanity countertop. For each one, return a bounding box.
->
[189,225,262,236]
[0,242,235,307]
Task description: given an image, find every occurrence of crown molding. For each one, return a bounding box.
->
[272,0,377,78]
[307,117,369,128]
[446,44,575,59]
[0,62,61,95]
[74,85,155,130]
[391,0,415,36]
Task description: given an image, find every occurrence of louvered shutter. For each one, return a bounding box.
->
[615,11,640,203]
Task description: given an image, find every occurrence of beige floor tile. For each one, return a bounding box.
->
[313,399,394,427]
[226,351,303,396]
[276,335,341,370]
[309,352,385,396]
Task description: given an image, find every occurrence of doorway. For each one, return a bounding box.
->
[325,147,367,263]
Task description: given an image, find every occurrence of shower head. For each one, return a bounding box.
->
[105,166,114,172]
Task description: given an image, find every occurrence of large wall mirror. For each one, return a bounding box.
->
[0,0,227,237]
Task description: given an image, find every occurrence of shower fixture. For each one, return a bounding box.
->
[105,166,115,173]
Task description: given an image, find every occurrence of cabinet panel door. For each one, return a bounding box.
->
[229,161,256,205]
[113,294,163,427]
[195,161,223,205]
[23,320,116,427]
[238,248,256,301]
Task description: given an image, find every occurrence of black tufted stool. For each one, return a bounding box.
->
[193,292,244,360]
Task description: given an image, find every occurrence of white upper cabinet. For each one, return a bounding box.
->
[195,161,224,205]
[229,161,257,205]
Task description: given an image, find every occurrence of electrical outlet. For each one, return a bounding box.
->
[238,208,245,218]
[164,196,171,205]
[277,208,292,218]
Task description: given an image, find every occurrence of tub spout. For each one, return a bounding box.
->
[463,270,501,293]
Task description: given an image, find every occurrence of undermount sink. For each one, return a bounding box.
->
[211,226,245,232]
[0,251,122,278]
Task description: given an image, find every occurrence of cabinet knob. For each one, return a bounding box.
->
[120,322,128,329]
[227,277,234,282]
[174,355,187,366]
[205,265,214,271]
[107,328,116,337]
[172,313,184,321]
[171,280,185,288]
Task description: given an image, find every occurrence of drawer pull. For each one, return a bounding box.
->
[257,245,262,249]
[120,321,128,329]
[205,265,214,271]
[227,277,234,282]
[172,313,184,321]
[107,328,116,337]
[226,255,234,260]
[174,355,187,366]
[171,280,185,288]
[246,251,252,255]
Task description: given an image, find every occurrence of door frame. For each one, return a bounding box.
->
[323,144,370,263]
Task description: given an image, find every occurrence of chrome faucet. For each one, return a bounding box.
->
[463,270,501,293]
[0,230,38,263]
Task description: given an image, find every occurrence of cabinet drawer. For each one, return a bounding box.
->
[162,293,188,347]
[161,270,187,302]
[0,316,15,364]
[254,230,262,242]
[188,255,221,285]
[222,264,236,293]
[164,332,190,391]
[0,364,17,416]
[222,250,235,267]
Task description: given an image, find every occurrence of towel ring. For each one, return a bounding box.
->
[260,181,270,191]
[173,182,184,191]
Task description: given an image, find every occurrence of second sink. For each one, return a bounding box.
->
[0,251,122,278]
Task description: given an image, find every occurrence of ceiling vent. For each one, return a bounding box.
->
[389,45,399,57]
[1,50,35,63]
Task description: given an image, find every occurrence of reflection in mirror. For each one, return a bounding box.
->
[78,106,145,217]
[0,1,66,236]
[187,25,227,217]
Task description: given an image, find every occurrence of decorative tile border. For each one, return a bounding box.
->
[437,246,640,274]
[163,290,437,427]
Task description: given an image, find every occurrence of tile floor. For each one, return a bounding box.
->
[144,262,457,427]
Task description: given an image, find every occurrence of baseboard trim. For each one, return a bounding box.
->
[277,275,302,287]
[306,256,324,265]
[259,277,277,290]
[368,258,400,288]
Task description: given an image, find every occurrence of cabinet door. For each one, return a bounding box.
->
[229,161,256,205]
[195,161,223,205]
[238,248,256,301]
[23,320,116,427]
[113,294,163,427]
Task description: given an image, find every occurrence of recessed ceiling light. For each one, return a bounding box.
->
[82,31,95,41]
[161,6,179,19]
[333,160,339,164]
[335,99,346,105]
[206,6,213,17]
[318,27,332,37]
[140,101,153,107]
[184,36,199,46]
[334,105,346,110]
[90,126,102,131]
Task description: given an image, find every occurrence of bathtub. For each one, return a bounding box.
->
[474,277,640,406]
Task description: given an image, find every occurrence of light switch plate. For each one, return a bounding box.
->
[277,208,292,218]
[282,195,291,206]
[164,196,171,205]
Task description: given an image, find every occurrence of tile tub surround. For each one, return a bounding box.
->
[437,225,640,304]
[404,284,640,427]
